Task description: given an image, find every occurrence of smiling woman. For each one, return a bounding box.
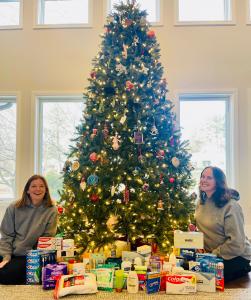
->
[0,174,58,284]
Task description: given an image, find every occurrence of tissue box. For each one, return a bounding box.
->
[174,231,203,249]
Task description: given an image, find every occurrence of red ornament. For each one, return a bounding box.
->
[151,242,158,253]
[188,223,197,232]
[90,194,99,202]
[57,206,64,214]
[156,150,165,159]
[124,186,130,204]
[91,128,98,139]
[126,81,134,90]
[147,30,155,38]
[90,71,96,79]
[169,177,175,183]
[89,152,98,162]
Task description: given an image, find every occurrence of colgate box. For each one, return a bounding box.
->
[166,274,197,294]
[37,237,62,251]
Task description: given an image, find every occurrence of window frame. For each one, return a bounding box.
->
[0,92,21,203]
[34,0,92,29]
[33,93,84,181]
[0,0,23,30]
[105,0,163,26]
[247,0,251,24]
[176,90,238,189]
[174,0,236,26]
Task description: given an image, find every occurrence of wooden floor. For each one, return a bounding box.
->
[225,272,251,288]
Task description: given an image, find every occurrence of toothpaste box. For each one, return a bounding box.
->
[174,231,204,249]
[146,272,161,294]
[37,237,62,251]
[166,274,197,294]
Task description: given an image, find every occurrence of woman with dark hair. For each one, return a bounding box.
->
[195,166,251,282]
[0,175,58,284]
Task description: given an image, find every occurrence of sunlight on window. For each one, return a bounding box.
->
[0,98,16,199]
[39,0,88,25]
[110,0,158,23]
[180,100,227,190]
[0,0,20,26]
[40,100,85,199]
[178,0,230,21]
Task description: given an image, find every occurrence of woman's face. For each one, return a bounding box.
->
[200,168,216,196]
[27,178,46,206]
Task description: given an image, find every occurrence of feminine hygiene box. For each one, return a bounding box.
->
[174,231,204,249]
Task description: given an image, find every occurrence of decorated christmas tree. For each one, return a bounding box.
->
[58,0,195,254]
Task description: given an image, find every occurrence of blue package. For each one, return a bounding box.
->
[146,272,161,294]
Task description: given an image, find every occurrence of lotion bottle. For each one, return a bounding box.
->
[127,261,139,293]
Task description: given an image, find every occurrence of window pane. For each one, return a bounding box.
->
[40,99,85,199]
[178,0,230,21]
[0,98,16,199]
[39,0,89,24]
[180,99,227,189]
[0,0,20,26]
[110,0,159,23]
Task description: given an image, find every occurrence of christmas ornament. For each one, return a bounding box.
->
[120,115,127,124]
[171,157,180,168]
[116,199,122,204]
[156,150,165,159]
[134,131,144,144]
[118,183,125,192]
[90,194,99,202]
[71,161,80,171]
[126,80,134,90]
[144,173,149,179]
[112,132,121,150]
[138,155,146,164]
[150,124,158,135]
[90,152,98,162]
[147,30,155,38]
[140,16,147,26]
[122,44,128,59]
[87,174,99,186]
[80,181,87,191]
[63,160,71,172]
[91,128,98,139]
[124,186,130,204]
[90,71,96,79]
[141,64,149,74]
[142,183,149,191]
[188,223,197,232]
[57,206,64,214]
[169,177,175,183]
[133,167,140,176]
[124,19,133,27]
[116,63,127,75]
[157,200,164,210]
[111,184,116,196]
[103,123,109,139]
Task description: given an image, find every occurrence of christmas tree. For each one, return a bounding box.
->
[58,0,195,254]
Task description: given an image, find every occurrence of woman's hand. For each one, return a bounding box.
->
[0,259,10,269]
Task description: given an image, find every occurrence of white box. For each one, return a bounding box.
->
[166,274,197,294]
[194,272,216,293]
[37,237,62,251]
[174,231,204,249]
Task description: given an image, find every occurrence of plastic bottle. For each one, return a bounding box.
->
[127,261,139,293]
[68,259,75,274]
[169,248,177,268]
[121,257,131,272]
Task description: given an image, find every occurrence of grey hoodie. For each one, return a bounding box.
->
[195,189,251,260]
[0,200,58,261]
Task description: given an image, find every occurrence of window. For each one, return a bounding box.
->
[248,0,251,24]
[108,0,161,24]
[0,96,17,200]
[176,0,232,24]
[36,96,85,200]
[36,0,90,27]
[0,0,22,28]
[179,92,237,189]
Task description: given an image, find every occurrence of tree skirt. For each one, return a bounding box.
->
[0,286,250,300]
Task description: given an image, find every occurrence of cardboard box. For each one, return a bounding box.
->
[174,231,204,249]
[194,272,216,293]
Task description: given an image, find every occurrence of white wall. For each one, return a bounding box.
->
[0,0,251,234]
